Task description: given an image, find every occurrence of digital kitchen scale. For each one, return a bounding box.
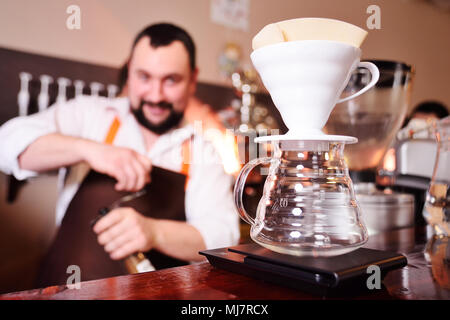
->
[200,243,407,296]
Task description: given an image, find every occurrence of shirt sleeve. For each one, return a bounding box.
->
[0,97,90,180]
[185,136,241,251]
[0,108,57,180]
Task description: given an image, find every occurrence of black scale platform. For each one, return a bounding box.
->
[199,243,407,296]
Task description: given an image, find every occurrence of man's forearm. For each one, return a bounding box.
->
[153,219,207,262]
[18,133,90,172]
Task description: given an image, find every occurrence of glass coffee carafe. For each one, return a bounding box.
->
[234,139,368,257]
[423,116,450,236]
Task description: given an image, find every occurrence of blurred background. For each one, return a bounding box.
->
[0,0,449,293]
[1,0,449,105]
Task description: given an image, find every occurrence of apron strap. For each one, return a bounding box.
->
[181,136,193,189]
[104,116,121,145]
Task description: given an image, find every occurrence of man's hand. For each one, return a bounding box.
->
[93,207,158,260]
[84,142,152,191]
[18,133,151,192]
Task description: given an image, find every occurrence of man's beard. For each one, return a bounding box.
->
[131,100,184,135]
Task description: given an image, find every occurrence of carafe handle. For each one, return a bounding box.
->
[337,61,380,103]
[234,157,272,226]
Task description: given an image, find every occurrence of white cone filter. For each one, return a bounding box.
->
[251,40,363,138]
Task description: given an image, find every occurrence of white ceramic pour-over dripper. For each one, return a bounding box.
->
[251,40,379,143]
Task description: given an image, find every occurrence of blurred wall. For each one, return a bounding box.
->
[0,0,449,110]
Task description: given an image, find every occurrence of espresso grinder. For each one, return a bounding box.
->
[324,61,417,234]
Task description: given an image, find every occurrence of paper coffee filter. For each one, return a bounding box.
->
[252,18,368,50]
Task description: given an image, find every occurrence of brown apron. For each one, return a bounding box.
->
[35,117,191,288]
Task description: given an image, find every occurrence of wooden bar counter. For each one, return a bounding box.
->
[1,226,449,300]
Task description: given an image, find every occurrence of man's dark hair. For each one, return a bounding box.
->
[411,101,449,119]
[118,23,196,91]
[132,23,196,70]
[402,100,449,128]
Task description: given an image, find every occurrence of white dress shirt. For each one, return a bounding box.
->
[0,95,240,250]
